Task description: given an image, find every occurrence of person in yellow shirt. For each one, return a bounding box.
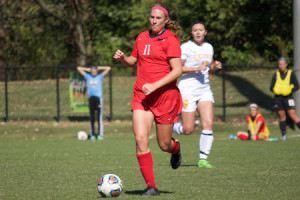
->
[270,57,300,140]
[237,104,269,141]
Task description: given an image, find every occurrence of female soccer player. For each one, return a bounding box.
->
[237,103,269,141]
[113,3,182,196]
[173,21,222,168]
[270,57,300,140]
[77,66,111,140]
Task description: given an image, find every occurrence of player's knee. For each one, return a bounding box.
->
[279,116,286,121]
[135,135,148,152]
[158,140,171,152]
[202,120,213,130]
[183,126,194,135]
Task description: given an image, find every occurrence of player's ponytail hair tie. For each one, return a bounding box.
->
[152,5,169,17]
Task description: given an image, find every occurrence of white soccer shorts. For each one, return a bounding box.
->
[181,89,214,112]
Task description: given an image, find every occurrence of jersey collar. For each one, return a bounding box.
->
[149,29,166,38]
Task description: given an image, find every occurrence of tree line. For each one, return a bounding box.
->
[0,0,292,80]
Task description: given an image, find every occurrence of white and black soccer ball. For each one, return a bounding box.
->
[77,131,88,140]
[97,174,123,198]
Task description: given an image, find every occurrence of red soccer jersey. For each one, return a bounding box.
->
[131,29,181,94]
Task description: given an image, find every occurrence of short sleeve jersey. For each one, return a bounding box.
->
[246,114,267,134]
[131,30,181,93]
[178,41,214,94]
[84,73,104,98]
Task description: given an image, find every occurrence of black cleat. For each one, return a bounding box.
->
[140,187,160,196]
[170,140,181,169]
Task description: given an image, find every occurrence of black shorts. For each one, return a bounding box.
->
[274,96,296,111]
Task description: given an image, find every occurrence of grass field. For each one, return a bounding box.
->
[1,69,300,199]
[1,120,300,200]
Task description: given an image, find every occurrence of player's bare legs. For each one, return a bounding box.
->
[197,101,214,168]
[173,111,197,135]
[181,111,196,135]
[156,123,173,152]
[287,109,300,123]
[278,109,300,140]
[277,110,286,121]
[132,110,157,191]
[133,110,154,155]
[197,101,214,130]
[156,123,181,169]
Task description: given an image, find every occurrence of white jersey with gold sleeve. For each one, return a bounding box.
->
[178,41,214,93]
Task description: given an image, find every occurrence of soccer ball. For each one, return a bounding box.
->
[77,131,88,140]
[97,174,123,198]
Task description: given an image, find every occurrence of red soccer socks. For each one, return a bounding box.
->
[168,138,180,154]
[137,152,156,189]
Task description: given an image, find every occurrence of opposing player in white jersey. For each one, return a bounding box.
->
[173,21,222,168]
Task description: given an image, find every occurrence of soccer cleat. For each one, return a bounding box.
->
[282,135,287,141]
[88,135,96,140]
[140,187,160,196]
[170,140,182,169]
[197,159,214,168]
[96,135,103,141]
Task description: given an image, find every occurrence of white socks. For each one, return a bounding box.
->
[199,129,214,160]
[173,124,214,159]
[173,122,184,135]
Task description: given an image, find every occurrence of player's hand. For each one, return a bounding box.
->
[199,63,208,71]
[251,135,256,141]
[142,83,157,96]
[214,60,222,70]
[113,50,125,61]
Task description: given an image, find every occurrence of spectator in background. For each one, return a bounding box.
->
[77,66,111,140]
[270,57,300,141]
[237,103,269,141]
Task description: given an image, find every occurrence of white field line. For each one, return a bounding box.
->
[289,134,300,138]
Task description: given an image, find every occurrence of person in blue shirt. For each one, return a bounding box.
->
[77,66,111,140]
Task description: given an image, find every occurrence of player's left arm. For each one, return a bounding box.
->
[97,66,111,77]
[210,59,222,72]
[251,121,263,141]
[142,57,182,96]
[291,72,299,93]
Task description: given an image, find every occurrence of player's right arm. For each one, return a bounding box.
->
[252,121,263,141]
[181,60,207,74]
[113,50,137,67]
[77,66,90,77]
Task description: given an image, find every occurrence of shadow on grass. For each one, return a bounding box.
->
[125,190,174,195]
[215,72,295,128]
[180,164,197,167]
[215,73,274,111]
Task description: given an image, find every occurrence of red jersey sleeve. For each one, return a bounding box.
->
[131,35,140,59]
[166,35,181,58]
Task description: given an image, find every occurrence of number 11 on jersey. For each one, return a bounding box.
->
[143,44,151,55]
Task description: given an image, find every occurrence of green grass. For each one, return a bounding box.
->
[0,68,277,121]
[1,120,300,200]
[0,69,299,199]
